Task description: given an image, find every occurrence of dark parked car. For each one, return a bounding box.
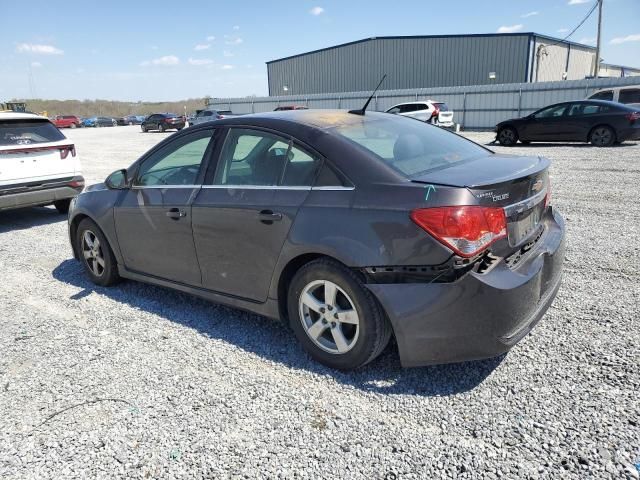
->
[141,113,185,132]
[68,110,565,370]
[82,116,117,128]
[118,115,145,126]
[495,100,640,147]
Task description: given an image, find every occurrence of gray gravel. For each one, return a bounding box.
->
[0,126,639,479]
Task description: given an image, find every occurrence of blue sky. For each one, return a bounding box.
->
[1,0,638,101]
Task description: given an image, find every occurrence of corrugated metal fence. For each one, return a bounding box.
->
[208,77,639,130]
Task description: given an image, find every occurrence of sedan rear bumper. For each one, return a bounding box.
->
[366,208,565,367]
[617,126,640,142]
[0,176,84,211]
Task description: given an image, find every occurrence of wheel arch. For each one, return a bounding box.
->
[69,213,91,260]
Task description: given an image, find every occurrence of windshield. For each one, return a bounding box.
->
[0,120,66,146]
[331,115,488,177]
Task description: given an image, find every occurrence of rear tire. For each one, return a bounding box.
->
[53,199,71,214]
[287,258,392,370]
[141,125,147,132]
[158,123,165,132]
[76,218,121,287]
[497,126,518,146]
[589,125,615,147]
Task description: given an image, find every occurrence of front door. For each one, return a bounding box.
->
[192,127,322,302]
[114,128,216,285]
[524,103,570,141]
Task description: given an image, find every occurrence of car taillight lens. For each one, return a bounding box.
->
[410,206,507,257]
[626,111,640,122]
[69,179,84,188]
[59,145,76,159]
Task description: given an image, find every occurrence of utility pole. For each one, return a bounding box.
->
[593,0,603,78]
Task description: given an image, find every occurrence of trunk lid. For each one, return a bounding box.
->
[412,153,550,247]
[0,141,76,185]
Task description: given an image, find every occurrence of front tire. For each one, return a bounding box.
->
[287,259,391,370]
[53,199,71,214]
[158,123,165,132]
[76,218,121,287]
[70,123,77,129]
[497,126,518,146]
[589,125,615,147]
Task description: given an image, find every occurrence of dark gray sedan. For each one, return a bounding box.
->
[68,110,565,369]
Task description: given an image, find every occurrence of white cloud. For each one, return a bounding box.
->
[497,24,523,33]
[233,25,240,30]
[568,0,589,4]
[194,43,211,51]
[206,35,216,42]
[610,33,640,45]
[16,43,63,55]
[188,57,213,66]
[521,11,538,18]
[224,36,243,45]
[309,6,324,15]
[223,50,234,57]
[579,37,596,45]
[221,64,234,70]
[30,61,42,68]
[557,28,569,33]
[140,55,180,67]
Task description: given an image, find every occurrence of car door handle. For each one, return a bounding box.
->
[258,210,282,223]
[166,208,186,219]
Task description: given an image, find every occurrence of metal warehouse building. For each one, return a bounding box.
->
[267,33,623,96]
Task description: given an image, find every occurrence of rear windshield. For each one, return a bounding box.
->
[0,120,66,146]
[434,103,450,111]
[332,115,487,177]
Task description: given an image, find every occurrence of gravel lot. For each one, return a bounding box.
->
[1,125,639,479]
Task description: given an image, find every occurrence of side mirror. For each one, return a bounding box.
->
[105,169,129,189]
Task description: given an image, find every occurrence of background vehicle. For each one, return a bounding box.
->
[68,110,564,370]
[82,116,117,128]
[117,115,145,126]
[141,113,186,132]
[385,100,455,127]
[0,112,84,213]
[189,109,239,126]
[274,105,309,111]
[495,100,640,147]
[588,85,640,105]
[53,115,81,129]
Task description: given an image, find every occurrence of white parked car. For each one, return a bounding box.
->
[0,112,84,213]
[385,100,455,127]
[588,85,640,105]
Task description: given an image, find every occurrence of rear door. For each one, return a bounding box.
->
[192,127,322,302]
[114,128,216,285]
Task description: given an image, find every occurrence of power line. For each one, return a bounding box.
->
[547,0,599,47]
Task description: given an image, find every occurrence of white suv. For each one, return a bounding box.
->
[385,100,455,127]
[0,112,84,213]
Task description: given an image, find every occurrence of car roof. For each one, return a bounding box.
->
[212,109,399,130]
[592,84,640,92]
[563,99,636,109]
[0,112,49,121]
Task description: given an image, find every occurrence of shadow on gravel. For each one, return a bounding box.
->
[0,207,67,233]
[52,258,503,397]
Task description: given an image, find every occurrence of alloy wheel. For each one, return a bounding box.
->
[591,127,612,146]
[298,280,360,354]
[81,230,105,277]
[499,128,515,145]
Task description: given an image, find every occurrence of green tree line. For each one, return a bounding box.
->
[10,98,211,118]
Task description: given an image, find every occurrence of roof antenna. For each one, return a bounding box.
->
[349,74,387,116]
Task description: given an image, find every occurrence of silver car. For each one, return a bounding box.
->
[386,100,455,127]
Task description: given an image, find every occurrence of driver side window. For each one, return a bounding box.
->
[136,130,214,186]
[534,104,568,119]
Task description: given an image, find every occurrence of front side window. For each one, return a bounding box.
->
[0,120,66,146]
[387,106,401,114]
[332,114,487,178]
[533,104,568,119]
[589,90,613,101]
[213,128,321,187]
[136,130,214,186]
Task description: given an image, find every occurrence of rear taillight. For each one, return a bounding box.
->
[59,145,76,159]
[410,206,507,258]
[217,114,224,119]
[432,106,440,118]
[69,179,84,188]
[626,111,640,122]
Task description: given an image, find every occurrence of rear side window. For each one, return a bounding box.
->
[589,90,613,101]
[332,115,487,178]
[619,88,640,104]
[213,128,321,187]
[0,120,66,146]
[398,104,418,113]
